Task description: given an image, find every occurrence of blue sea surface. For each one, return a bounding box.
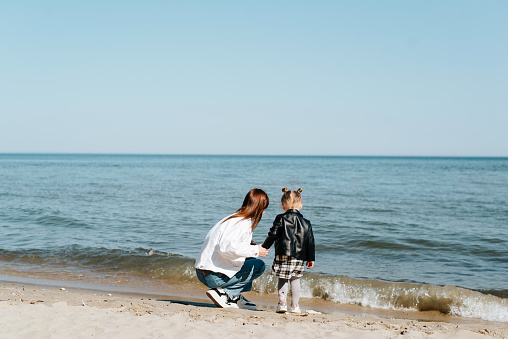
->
[1,154,507,321]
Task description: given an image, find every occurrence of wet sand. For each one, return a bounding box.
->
[1,279,506,339]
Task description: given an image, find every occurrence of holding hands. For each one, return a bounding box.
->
[258,245,269,257]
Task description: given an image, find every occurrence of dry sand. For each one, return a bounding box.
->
[0,282,506,339]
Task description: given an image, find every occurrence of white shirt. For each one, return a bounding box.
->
[195,215,260,278]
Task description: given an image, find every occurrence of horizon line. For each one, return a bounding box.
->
[1,152,507,158]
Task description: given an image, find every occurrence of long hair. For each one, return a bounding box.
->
[224,188,269,231]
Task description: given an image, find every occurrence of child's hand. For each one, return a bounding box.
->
[306,261,314,269]
[258,245,269,257]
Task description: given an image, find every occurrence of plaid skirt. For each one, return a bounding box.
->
[271,255,304,279]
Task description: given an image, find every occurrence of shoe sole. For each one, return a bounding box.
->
[276,306,287,313]
[206,289,230,308]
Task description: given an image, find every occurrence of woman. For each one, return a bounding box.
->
[195,188,270,310]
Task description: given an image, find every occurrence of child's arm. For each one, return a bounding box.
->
[306,224,315,268]
[306,222,316,263]
[261,216,282,249]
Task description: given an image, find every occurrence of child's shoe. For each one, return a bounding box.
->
[276,302,287,313]
[289,304,301,314]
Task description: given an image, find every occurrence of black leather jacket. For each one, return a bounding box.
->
[262,209,315,262]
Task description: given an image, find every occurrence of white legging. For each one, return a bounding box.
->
[278,276,301,305]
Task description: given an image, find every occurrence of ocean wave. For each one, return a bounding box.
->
[254,274,508,322]
[1,246,506,322]
[35,215,92,229]
[0,246,196,285]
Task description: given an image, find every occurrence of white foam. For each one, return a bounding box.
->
[299,277,508,322]
[449,293,508,322]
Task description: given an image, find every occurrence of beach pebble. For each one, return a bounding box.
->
[306,310,322,315]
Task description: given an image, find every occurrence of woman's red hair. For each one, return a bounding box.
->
[224,188,269,231]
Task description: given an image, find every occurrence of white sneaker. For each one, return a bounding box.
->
[230,294,257,310]
[206,288,233,308]
[276,302,287,313]
[290,305,301,314]
[227,299,240,309]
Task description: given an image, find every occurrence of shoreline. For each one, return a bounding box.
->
[1,272,506,325]
[1,276,507,338]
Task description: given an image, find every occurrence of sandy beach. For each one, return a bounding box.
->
[1,281,506,339]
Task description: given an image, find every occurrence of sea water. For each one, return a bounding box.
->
[0,154,507,321]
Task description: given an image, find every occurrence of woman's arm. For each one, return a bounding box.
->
[218,219,260,259]
[257,245,269,257]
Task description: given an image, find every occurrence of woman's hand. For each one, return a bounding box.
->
[258,245,269,257]
[306,261,314,269]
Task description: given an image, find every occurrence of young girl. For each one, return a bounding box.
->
[195,188,270,310]
[261,188,315,314]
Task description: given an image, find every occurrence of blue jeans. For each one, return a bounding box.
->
[196,258,265,299]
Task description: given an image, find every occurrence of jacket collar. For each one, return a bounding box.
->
[284,209,302,216]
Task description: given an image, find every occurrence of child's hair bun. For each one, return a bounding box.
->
[297,188,302,193]
[282,187,288,193]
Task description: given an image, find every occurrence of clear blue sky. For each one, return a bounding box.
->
[1,1,507,156]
